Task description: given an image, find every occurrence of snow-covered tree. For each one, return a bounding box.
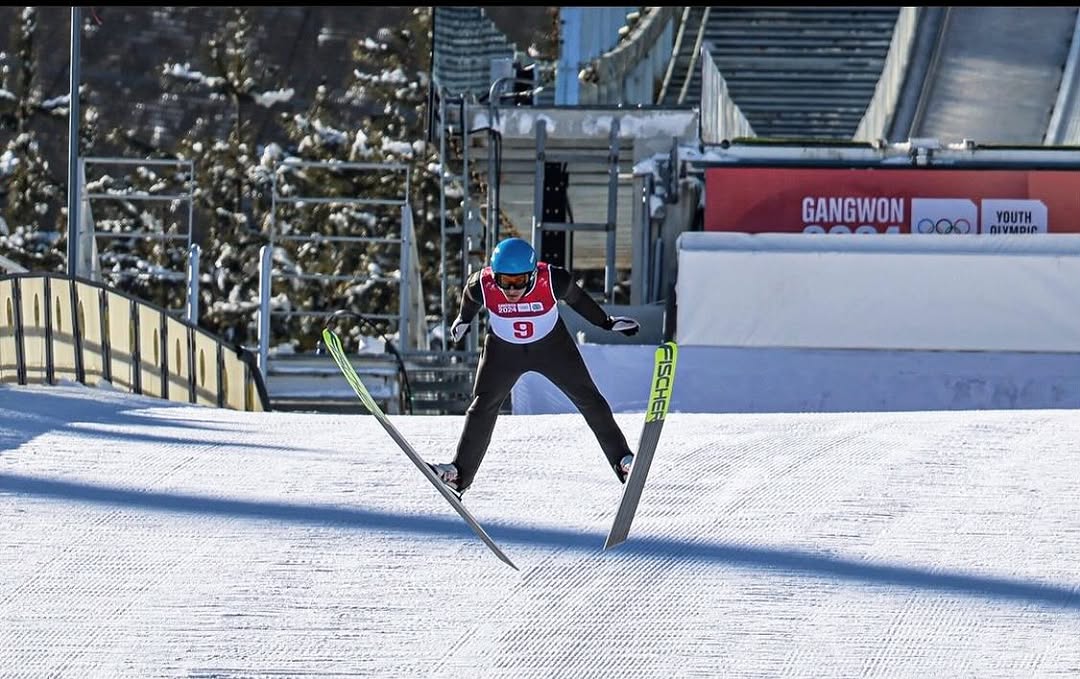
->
[272,8,452,352]
[1,7,464,355]
[159,7,296,346]
[0,8,110,275]
[344,9,451,345]
[0,7,66,271]
[270,90,405,351]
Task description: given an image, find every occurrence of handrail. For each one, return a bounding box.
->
[321,309,414,415]
[657,7,692,105]
[677,7,710,105]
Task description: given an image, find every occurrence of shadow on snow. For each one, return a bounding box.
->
[0,386,287,454]
[2,471,1078,611]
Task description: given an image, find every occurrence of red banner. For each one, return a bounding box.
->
[704,167,1080,234]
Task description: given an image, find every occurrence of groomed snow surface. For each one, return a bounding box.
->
[2,383,1079,678]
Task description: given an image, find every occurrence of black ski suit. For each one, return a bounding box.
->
[451,265,632,492]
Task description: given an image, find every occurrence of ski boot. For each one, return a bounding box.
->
[428,462,465,497]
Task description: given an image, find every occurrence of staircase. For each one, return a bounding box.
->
[403,351,480,415]
[266,353,403,414]
[266,351,479,415]
[432,7,518,99]
[666,7,900,139]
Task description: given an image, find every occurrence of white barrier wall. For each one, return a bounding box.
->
[512,344,1080,414]
[512,232,1080,414]
[675,232,1080,351]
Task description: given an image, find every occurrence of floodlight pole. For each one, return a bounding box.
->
[66,6,81,278]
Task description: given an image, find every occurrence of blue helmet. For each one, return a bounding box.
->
[490,238,537,292]
[491,238,536,275]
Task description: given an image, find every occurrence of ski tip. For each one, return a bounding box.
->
[603,535,626,551]
[501,554,520,571]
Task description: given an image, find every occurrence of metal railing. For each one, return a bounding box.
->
[79,157,199,322]
[676,7,710,106]
[258,160,422,376]
[531,117,621,301]
[657,7,693,105]
[434,88,483,352]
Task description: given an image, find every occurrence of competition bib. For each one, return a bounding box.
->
[479,262,559,344]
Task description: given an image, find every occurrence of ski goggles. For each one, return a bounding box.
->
[494,272,532,291]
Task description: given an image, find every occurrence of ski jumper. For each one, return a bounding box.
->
[451,262,633,491]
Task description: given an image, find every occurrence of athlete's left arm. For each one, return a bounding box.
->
[549,266,609,327]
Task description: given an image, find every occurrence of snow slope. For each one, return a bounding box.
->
[2,383,1079,677]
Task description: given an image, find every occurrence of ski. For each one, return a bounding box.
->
[604,341,678,550]
[321,327,519,570]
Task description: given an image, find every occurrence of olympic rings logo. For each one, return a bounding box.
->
[916,218,972,234]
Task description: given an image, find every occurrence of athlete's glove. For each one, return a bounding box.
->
[449,317,470,344]
[604,315,640,337]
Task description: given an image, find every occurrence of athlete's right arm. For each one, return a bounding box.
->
[449,272,484,345]
[455,271,484,324]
